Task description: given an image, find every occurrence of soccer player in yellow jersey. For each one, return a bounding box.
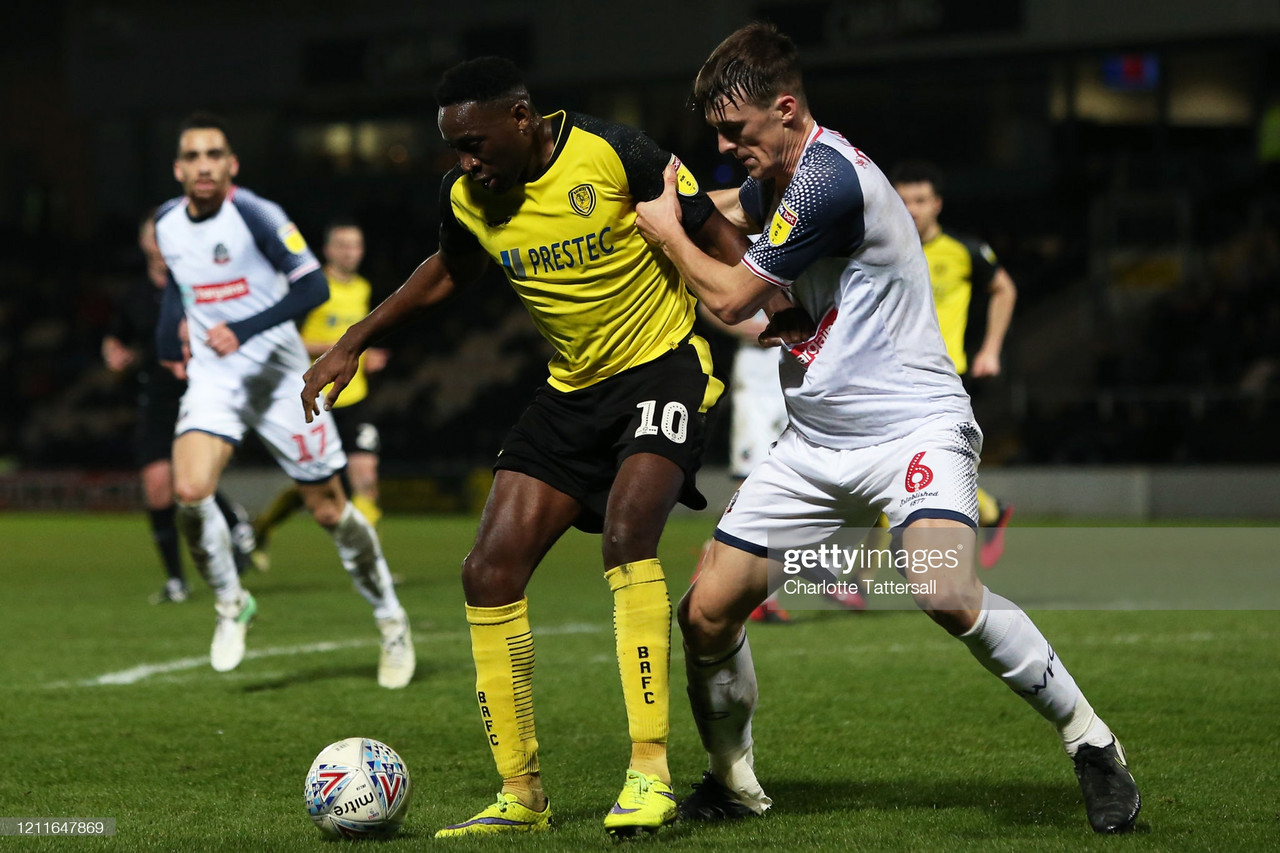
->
[252,222,389,569]
[300,56,807,839]
[894,161,1018,567]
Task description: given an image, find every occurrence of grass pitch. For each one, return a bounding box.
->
[2,512,1277,851]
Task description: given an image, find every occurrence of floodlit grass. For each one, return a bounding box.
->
[2,513,1276,850]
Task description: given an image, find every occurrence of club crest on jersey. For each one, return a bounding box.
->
[276,222,308,255]
[768,203,798,246]
[569,184,597,217]
[212,243,230,264]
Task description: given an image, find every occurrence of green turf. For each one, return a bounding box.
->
[2,513,1276,851]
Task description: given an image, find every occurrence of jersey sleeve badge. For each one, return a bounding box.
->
[768,202,799,246]
[675,160,699,196]
[277,222,309,255]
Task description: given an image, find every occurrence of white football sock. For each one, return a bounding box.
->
[329,501,401,621]
[959,586,1094,745]
[176,495,242,603]
[686,631,772,811]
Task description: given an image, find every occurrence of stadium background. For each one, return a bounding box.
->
[4,0,1280,516]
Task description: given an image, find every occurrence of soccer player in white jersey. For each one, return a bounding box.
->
[154,113,415,688]
[635,24,1140,835]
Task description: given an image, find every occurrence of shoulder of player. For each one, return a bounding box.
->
[564,110,643,148]
[227,185,289,225]
[785,139,866,211]
[938,229,992,257]
[562,110,655,176]
[155,195,185,225]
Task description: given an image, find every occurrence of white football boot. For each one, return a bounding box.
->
[210,590,256,672]
[377,611,416,689]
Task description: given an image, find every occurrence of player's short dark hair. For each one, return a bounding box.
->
[890,160,945,194]
[435,57,531,107]
[176,111,233,152]
[323,219,363,244]
[691,22,804,118]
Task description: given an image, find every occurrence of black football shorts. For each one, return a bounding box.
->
[495,335,722,533]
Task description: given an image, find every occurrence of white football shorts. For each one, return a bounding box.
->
[175,361,347,483]
[714,418,983,555]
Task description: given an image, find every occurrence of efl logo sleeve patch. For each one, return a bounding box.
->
[277,222,308,255]
[768,203,798,246]
[675,160,700,196]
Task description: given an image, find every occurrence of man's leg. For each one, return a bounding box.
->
[250,486,304,572]
[975,486,1014,568]
[212,492,255,575]
[140,458,187,603]
[598,453,686,835]
[346,449,381,527]
[435,470,580,838]
[903,518,1140,834]
[172,431,254,671]
[677,538,774,820]
[299,475,413,689]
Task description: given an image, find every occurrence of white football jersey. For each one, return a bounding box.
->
[740,126,973,450]
[155,186,320,384]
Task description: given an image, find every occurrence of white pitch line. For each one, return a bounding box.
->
[47,622,607,689]
[53,638,375,688]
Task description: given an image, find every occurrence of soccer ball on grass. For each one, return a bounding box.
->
[304,737,412,839]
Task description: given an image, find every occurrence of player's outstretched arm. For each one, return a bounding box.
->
[970,267,1017,378]
[636,160,777,325]
[302,249,484,421]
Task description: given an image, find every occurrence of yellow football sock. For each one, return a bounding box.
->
[977,487,1000,527]
[350,493,382,528]
[854,515,893,583]
[253,486,303,543]
[606,559,671,784]
[466,599,540,787]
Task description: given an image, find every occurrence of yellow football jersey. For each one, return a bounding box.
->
[440,111,717,393]
[299,272,373,407]
[922,230,998,376]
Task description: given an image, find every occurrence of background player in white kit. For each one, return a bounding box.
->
[155,113,415,688]
[635,24,1140,835]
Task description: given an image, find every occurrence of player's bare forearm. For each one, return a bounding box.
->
[301,251,480,420]
[693,207,750,265]
[973,268,1017,377]
[666,232,773,323]
[696,301,769,342]
[709,188,755,233]
[348,253,471,349]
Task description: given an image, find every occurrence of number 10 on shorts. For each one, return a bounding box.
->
[635,400,688,443]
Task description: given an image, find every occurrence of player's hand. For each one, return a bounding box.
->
[160,359,188,381]
[302,341,359,423]
[101,336,136,371]
[635,157,685,248]
[969,349,1001,378]
[205,322,241,356]
[364,347,390,374]
[759,304,817,347]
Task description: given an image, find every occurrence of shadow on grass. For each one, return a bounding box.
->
[240,662,436,692]
[746,776,1082,829]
